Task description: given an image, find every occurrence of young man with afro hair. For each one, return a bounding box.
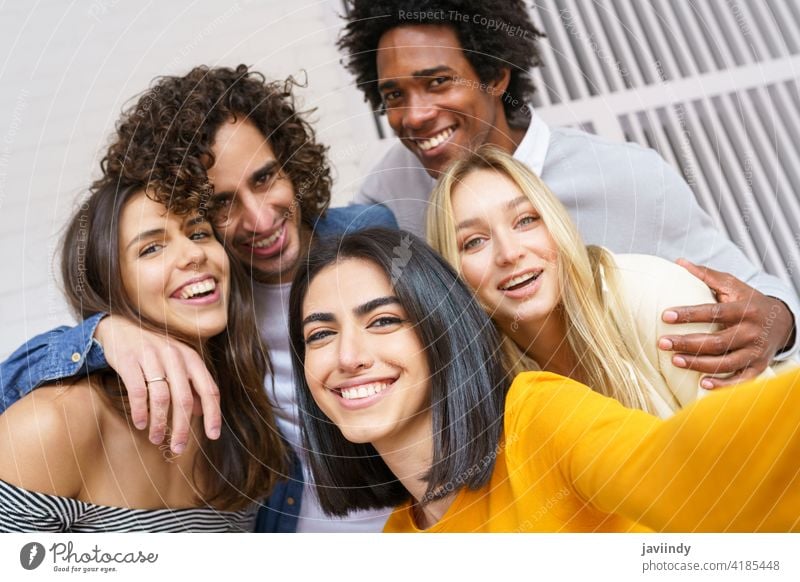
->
[338,0,799,388]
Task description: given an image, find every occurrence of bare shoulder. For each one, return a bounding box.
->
[0,379,106,497]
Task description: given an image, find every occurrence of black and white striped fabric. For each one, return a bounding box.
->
[0,479,256,532]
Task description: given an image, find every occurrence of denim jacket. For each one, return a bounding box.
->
[0,204,397,532]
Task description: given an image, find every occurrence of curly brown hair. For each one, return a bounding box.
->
[96,64,332,224]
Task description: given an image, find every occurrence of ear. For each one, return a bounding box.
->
[488,67,512,97]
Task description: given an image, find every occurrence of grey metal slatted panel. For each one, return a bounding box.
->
[691,0,746,67]
[573,0,626,92]
[681,0,727,70]
[619,112,653,148]
[658,103,737,239]
[747,0,789,57]
[723,91,800,283]
[627,0,731,233]
[745,87,800,278]
[728,2,782,61]
[530,4,571,104]
[683,100,764,252]
[713,0,757,65]
[644,0,692,78]
[538,2,592,99]
[610,0,664,84]
[784,0,800,36]
[557,0,612,95]
[653,0,707,75]
[707,94,790,277]
[765,0,800,53]
[633,110,679,167]
[634,0,684,79]
[594,0,647,88]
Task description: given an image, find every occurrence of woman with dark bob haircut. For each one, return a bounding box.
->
[0,182,287,532]
[290,228,800,532]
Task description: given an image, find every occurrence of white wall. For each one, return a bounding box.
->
[0,0,382,358]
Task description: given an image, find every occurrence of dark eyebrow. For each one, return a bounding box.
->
[184,215,208,228]
[456,196,533,232]
[302,296,401,327]
[302,312,334,326]
[377,65,455,93]
[412,66,455,78]
[212,160,278,199]
[354,296,400,316]
[125,228,165,251]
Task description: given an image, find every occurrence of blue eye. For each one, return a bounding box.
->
[516,215,539,228]
[462,237,485,252]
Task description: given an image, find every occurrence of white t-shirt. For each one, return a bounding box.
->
[253,281,391,532]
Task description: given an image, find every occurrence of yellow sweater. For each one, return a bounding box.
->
[384,370,800,532]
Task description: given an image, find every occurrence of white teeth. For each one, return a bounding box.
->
[499,272,540,291]
[339,382,390,400]
[180,278,216,299]
[251,227,282,248]
[418,127,454,152]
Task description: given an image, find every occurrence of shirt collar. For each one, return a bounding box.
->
[512,107,550,175]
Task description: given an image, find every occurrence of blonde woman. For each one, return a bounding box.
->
[427,146,787,417]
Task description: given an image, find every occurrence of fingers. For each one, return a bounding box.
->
[160,345,195,455]
[183,352,221,441]
[141,346,171,446]
[111,353,149,430]
[675,258,749,301]
[95,314,221,450]
[699,367,760,390]
[662,301,745,325]
[658,327,748,357]
[669,347,764,376]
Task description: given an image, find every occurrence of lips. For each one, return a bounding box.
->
[328,377,398,405]
[415,126,455,153]
[171,275,217,299]
[241,223,286,257]
[498,269,542,292]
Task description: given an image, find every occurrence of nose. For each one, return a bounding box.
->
[337,325,374,373]
[402,93,437,132]
[180,238,208,271]
[493,229,524,267]
[239,190,278,235]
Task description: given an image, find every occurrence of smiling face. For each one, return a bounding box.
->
[119,191,229,341]
[301,258,432,449]
[376,25,514,176]
[452,168,561,332]
[207,119,304,285]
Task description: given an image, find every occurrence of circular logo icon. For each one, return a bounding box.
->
[20,542,46,570]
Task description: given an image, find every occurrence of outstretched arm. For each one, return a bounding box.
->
[509,371,800,532]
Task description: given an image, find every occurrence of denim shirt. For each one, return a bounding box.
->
[0,204,397,533]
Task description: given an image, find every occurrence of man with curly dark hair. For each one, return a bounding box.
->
[338,0,799,391]
[0,65,396,533]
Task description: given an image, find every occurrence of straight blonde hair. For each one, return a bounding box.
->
[427,145,662,413]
